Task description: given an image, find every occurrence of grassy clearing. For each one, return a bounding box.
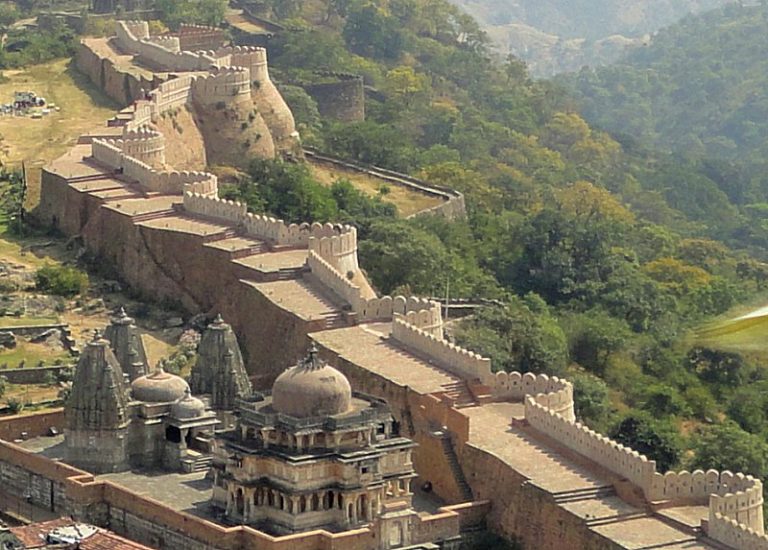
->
[0,58,118,206]
[0,340,70,369]
[0,316,60,328]
[4,383,59,404]
[308,160,443,217]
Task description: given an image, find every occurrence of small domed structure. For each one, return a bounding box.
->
[132,366,189,403]
[272,345,352,418]
[171,388,207,419]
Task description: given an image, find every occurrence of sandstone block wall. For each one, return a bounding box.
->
[391,316,490,384]
[524,395,767,548]
[302,73,365,122]
[0,410,65,441]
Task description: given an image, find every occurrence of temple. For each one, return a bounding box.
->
[211,346,419,540]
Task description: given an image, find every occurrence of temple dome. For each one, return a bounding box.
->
[131,367,189,403]
[171,389,207,419]
[272,346,352,419]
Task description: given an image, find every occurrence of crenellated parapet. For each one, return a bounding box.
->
[216,45,269,82]
[191,66,252,105]
[391,315,488,383]
[92,137,216,194]
[524,394,767,549]
[116,127,166,168]
[308,228,359,276]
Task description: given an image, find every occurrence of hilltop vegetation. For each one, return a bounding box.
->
[446,0,731,76]
[568,4,768,163]
[566,3,768,255]
[213,0,768,481]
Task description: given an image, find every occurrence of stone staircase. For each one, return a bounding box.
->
[438,433,474,502]
[131,208,176,223]
[191,455,212,472]
[323,312,348,330]
[439,380,477,408]
[231,241,268,259]
[553,485,616,505]
[181,451,213,473]
[275,266,304,281]
[585,510,648,528]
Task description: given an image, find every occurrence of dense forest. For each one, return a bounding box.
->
[568,4,768,167]
[214,0,768,484]
[566,3,768,262]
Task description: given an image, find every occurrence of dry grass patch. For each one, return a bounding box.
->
[308,160,442,217]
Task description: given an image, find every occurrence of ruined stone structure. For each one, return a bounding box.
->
[104,306,149,381]
[65,329,218,474]
[211,347,422,543]
[189,315,252,411]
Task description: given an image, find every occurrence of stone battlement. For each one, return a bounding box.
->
[524,395,766,548]
[93,138,216,194]
[391,315,488,383]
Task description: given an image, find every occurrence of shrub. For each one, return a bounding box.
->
[6,397,23,414]
[35,264,89,297]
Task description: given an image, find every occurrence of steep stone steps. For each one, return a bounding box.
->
[230,241,268,259]
[192,455,213,473]
[275,266,306,281]
[552,485,616,504]
[131,208,176,222]
[585,510,649,528]
[203,227,239,243]
[438,434,474,501]
[323,312,348,330]
[439,380,477,408]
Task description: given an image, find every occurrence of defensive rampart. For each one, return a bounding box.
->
[524,396,766,548]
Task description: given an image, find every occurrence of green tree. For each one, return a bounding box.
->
[689,422,768,479]
[610,413,682,472]
[454,296,568,375]
[35,265,89,297]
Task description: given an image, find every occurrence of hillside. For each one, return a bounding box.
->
[218,0,768,481]
[567,3,768,165]
[449,0,732,76]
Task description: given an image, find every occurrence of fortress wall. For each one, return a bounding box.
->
[217,45,269,82]
[175,24,226,51]
[0,410,65,441]
[120,128,166,167]
[76,41,160,106]
[307,250,362,309]
[308,227,358,275]
[148,75,194,115]
[493,371,574,420]
[525,397,656,491]
[191,67,251,106]
[391,316,490,384]
[184,192,246,221]
[92,138,124,169]
[709,513,768,550]
[145,35,180,52]
[303,149,467,221]
[460,441,621,550]
[646,469,760,503]
[115,20,149,52]
[303,76,365,122]
[318,348,620,549]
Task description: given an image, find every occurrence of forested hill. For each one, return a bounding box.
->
[446,0,731,76]
[159,0,768,489]
[567,3,768,167]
